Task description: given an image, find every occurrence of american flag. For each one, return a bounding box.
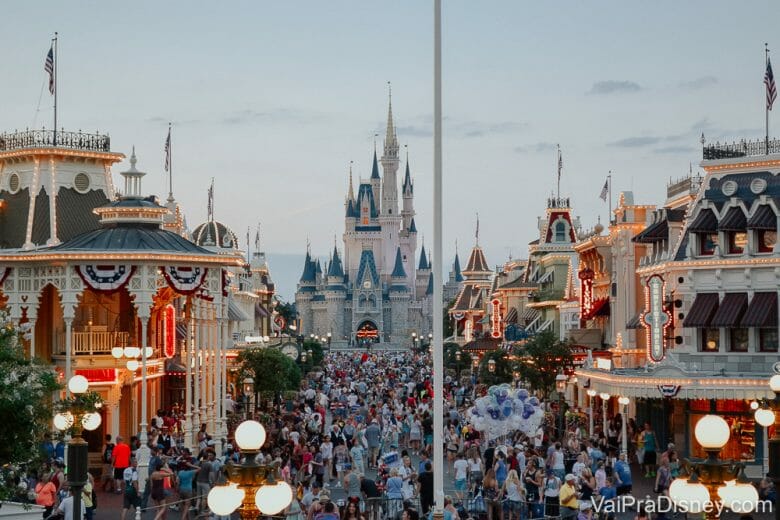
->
[164,126,171,172]
[599,178,609,201]
[44,45,55,95]
[766,58,777,110]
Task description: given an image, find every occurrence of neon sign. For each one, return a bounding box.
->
[164,304,176,359]
[641,275,672,362]
[579,269,594,319]
[490,298,502,339]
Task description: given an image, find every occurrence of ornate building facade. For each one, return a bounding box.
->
[295,97,435,346]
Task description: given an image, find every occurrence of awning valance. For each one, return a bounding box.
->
[718,207,747,232]
[710,293,748,327]
[682,293,719,327]
[255,302,270,318]
[741,292,778,327]
[633,220,668,243]
[228,299,250,322]
[747,205,777,230]
[688,209,718,233]
[521,307,540,322]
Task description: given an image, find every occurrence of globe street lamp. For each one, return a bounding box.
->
[454,349,461,379]
[586,389,597,437]
[326,332,332,350]
[411,332,418,350]
[487,358,496,374]
[54,375,103,520]
[759,373,780,520]
[209,420,293,519]
[555,373,567,437]
[617,396,630,456]
[242,377,254,420]
[668,414,759,518]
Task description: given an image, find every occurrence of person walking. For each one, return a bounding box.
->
[641,423,659,478]
[543,468,561,518]
[112,436,132,494]
[150,459,175,520]
[482,467,502,520]
[34,472,57,519]
[120,458,140,520]
[559,474,579,520]
[453,451,469,503]
[500,469,524,520]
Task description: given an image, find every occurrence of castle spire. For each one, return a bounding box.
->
[383,81,398,158]
[348,161,355,201]
[371,149,380,179]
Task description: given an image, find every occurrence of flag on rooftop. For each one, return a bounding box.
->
[766,58,777,111]
[599,178,609,201]
[44,45,54,95]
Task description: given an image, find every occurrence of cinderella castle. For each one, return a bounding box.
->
[296,94,459,347]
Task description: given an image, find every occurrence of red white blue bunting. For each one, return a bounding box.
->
[452,312,465,321]
[76,265,135,293]
[221,269,231,297]
[161,266,208,295]
[657,384,681,398]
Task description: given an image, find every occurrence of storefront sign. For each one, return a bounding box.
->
[579,269,594,320]
[164,304,176,359]
[641,275,672,362]
[490,298,502,339]
[75,368,116,383]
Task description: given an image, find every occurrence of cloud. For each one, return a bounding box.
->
[607,136,661,147]
[653,145,696,154]
[220,108,325,125]
[395,124,432,137]
[145,116,201,126]
[460,121,526,138]
[679,76,718,90]
[514,141,558,153]
[587,80,642,95]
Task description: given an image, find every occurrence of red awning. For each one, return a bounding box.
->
[710,293,748,327]
[741,292,778,327]
[682,293,719,327]
[593,298,610,317]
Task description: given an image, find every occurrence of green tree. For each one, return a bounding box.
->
[513,330,574,394]
[300,339,324,372]
[477,350,514,386]
[238,347,301,394]
[443,299,456,338]
[0,318,61,502]
[274,301,297,334]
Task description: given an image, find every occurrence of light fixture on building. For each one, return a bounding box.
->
[750,400,760,410]
[599,392,610,401]
[207,420,292,517]
[487,359,496,373]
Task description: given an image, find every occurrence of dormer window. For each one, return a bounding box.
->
[748,205,777,253]
[757,230,777,253]
[698,233,718,256]
[555,221,566,242]
[726,232,746,255]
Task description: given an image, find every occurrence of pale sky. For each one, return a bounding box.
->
[3,1,779,300]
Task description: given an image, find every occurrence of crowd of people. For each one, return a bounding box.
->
[18,347,778,520]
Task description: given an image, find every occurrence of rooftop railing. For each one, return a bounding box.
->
[702,137,780,160]
[0,129,111,152]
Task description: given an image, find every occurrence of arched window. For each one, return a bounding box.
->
[555,221,567,242]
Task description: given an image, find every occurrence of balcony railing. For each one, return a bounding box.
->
[702,137,780,160]
[55,330,130,356]
[0,129,111,153]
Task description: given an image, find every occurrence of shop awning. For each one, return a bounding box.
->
[718,207,747,232]
[747,205,777,230]
[165,359,187,374]
[633,220,668,243]
[228,299,250,322]
[521,307,540,321]
[538,270,554,284]
[741,292,778,327]
[593,298,610,317]
[255,302,270,318]
[626,313,643,329]
[682,293,719,327]
[688,209,718,233]
[710,293,748,327]
[176,323,187,341]
[504,307,518,324]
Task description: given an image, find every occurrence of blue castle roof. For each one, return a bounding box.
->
[453,252,464,282]
[328,245,345,278]
[426,272,433,295]
[391,247,406,278]
[356,183,379,219]
[356,249,380,286]
[371,150,380,179]
[299,252,316,283]
[409,217,417,233]
[418,245,429,270]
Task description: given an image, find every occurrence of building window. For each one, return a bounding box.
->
[698,233,718,256]
[757,230,777,253]
[701,328,719,352]
[729,328,748,352]
[362,218,368,225]
[555,221,566,242]
[760,328,779,352]
[726,232,746,255]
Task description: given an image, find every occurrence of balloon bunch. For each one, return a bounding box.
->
[467,384,545,440]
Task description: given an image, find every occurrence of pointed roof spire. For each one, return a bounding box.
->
[425,272,434,296]
[371,149,380,179]
[328,243,345,278]
[300,250,316,282]
[418,244,429,270]
[383,81,399,158]
[475,212,480,246]
[453,247,464,283]
[391,247,406,278]
[348,161,355,201]
[403,147,413,193]
[409,217,417,233]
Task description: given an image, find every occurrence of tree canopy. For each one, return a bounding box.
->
[0,318,61,501]
[238,347,302,394]
[512,330,574,394]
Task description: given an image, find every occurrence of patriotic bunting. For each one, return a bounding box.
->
[161,266,208,295]
[76,265,135,293]
[657,384,681,398]
[452,312,465,321]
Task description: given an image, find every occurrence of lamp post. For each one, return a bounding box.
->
[487,358,496,374]
[412,332,418,350]
[54,375,103,520]
[618,396,630,456]
[556,373,567,439]
[599,393,610,435]
[668,414,759,519]
[586,389,597,437]
[455,350,461,380]
[326,332,332,350]
[208,420,293,519]
[242,377,254,420]
[757,373,780,520]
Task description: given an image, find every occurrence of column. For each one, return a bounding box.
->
[199,302,207,432]
[64,318,73,395]
[208,304,216,437]
[27,318,37,358]
[136,313,150,520]
[109,402,120,440]
[183,299,193,451]
[192,299,200,444]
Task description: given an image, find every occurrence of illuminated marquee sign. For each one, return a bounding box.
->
[579,269,594,319]
[490,298,503,339]
[164,304,176,359]
[641,275,672,362]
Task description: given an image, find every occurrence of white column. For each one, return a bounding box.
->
[136,315,150,517]
[64,318,73,395]
[214,314,224,457]
[109,402,120,440]
[199,302,207,432]
[27,318,36,358]
[23,159,40,250]
[183,300,193,451]
[192,300,201,442]
[208,304,216,437]
[47,158,59,246]
[621,401,628,456]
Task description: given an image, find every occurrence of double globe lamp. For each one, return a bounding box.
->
[111,346,154,371]
[207,420,293,519]
[668,414,758,516]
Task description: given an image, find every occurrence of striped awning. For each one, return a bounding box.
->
[710,293,748,327]
[175,323,187,340]
[228,299,250,322]
[718,207,747,232]
[688,209,718,233]
[633,220,668,243]
[741,292,778,327]
[504,307,518,324]
[682,293,719,327]
[538,270,554,284]
[747,205,777,230]
[255,302,270,318]
[626,313,643,329]
[521,307,540,321]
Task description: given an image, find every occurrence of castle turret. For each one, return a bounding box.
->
[401,158,415,230]
[370,150,381,213]
[380,91,399,217]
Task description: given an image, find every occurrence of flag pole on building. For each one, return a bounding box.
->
[556,144,562,200]
[44,33,58,145]
[765,43,778,154]
[165,123,173,202]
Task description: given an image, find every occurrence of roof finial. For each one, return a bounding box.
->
[455,238,458,255]
[255,222,261,252]
[475,212,480,247]
[130,146,137,169]
[207,178,214,222]
[348,161,355,200]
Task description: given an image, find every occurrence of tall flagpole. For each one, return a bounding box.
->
[432,0,445,516]
[167,122,174,202]
[608,171,612,224]
[53,32,58,146]
[766,43,770,155]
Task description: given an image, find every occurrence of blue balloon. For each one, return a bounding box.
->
[517,389,529,402]
[528,396,540,407]
[502,403,513,417]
